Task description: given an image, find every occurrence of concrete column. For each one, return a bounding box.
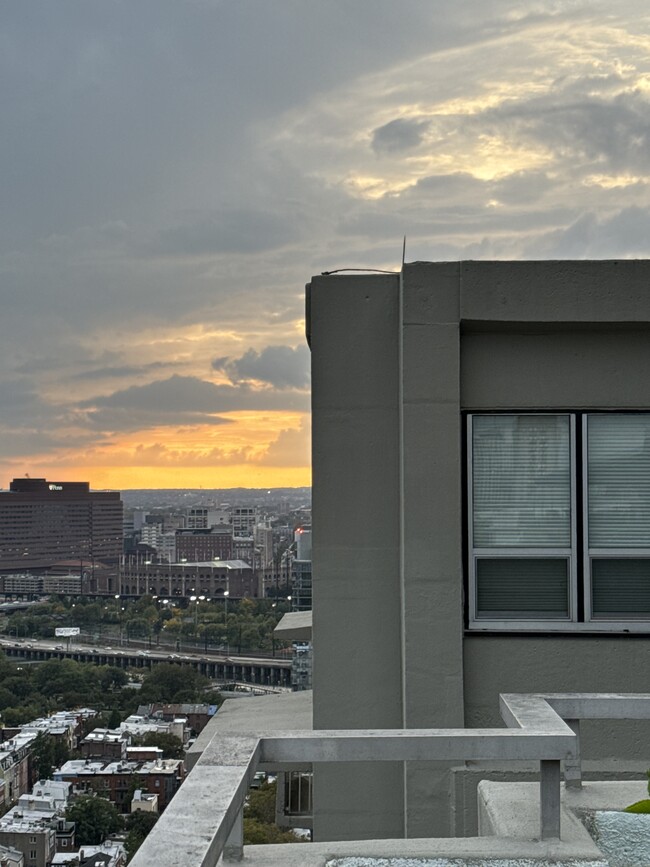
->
[540,760,561,839]
[400,263,465,836]
[310,274,404,841]
[564,720,582,788]
[223,807,243,862]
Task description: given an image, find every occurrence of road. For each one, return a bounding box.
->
[0,636,292,687]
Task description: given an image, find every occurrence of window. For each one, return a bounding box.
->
[467,413,650,630]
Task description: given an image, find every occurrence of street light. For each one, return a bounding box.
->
[223,589,230,655]
[190,594,205,645]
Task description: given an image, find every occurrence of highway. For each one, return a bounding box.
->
[0,636,292,688]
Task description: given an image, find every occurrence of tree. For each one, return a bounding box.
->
[124,810,159,862]
[99,666,128,693]
[139,732,184,759]
[244,780,276,824]
[107,708,123,729]
[138,663,207,703]
[242,780,303,845]
[32,732,55,781]
[243,819,304,844]
[31,733,69,781]
[65,795,122,845]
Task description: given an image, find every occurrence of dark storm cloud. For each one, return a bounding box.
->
[212,346,310,389]
[78,374,310,426]
[371,118,431,154]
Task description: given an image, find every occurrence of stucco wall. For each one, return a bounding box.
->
[310,261,650,844]
[464,635,650,754]
[310,273,404,841]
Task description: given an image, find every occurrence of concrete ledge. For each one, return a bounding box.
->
[275,611,312,641]
[186,691,313,771]
[478,780,649,858]
[239,836,608,866]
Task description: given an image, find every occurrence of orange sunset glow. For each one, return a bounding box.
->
[4,3,650,491]
[0,412,311,491]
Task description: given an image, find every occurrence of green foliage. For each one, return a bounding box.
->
[33,658,101,700]
[99,666,129,693]
[65,795,122,845]
[624,770,650,812]
[138,663,208,703]
[31,732,70,781]
[0,687,18,711]
[124,810,159,862]
[242,780,303,845]
[624,799,650,813]
[139,732,184,759]
[243,818,304,844]
[32,733,55,781]
[107,708,123,729]
[245,780,277,824]
[3,705,40,727]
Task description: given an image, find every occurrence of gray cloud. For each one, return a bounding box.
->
[371,118,430,154]
[2,0,650,477]
[149,209,305,257]
[212,346,310,389]
[78,374,309,430]
[481,88,650,173]
[72,363,168,381]
[524,206,650,259]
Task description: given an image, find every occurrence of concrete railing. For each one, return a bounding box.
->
[130,692,650,867]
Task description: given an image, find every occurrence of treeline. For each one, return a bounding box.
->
[3,595,292,654]
[0,653,221,726]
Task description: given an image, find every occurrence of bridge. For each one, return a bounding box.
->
[0,640,292,688]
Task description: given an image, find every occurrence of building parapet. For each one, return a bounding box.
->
[130,692,650,867]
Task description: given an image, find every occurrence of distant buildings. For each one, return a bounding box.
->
[119,559,256,598]
[290,527,312,612]
[174,527,233,562]
[122,501,305,602]
[54,757,184,813]
[0,479,123,592]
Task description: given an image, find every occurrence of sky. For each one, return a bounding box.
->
[3,0,650,490]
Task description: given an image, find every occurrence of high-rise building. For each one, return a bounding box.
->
[175,527,233,562]
[0,478,123,572]
[291,528,312,611]
[254,521,274,569]
[185,507,230,530]
[232,507,256,537]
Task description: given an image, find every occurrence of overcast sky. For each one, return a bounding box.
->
[2,0,650,489]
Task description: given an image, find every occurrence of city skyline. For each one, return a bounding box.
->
[3,2,650,488]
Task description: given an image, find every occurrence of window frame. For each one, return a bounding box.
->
[467,411,650,633]
[582,413,650,624]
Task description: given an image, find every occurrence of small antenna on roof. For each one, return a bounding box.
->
[402,236,406,268]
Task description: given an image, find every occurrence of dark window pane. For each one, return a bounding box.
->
[476,558,569,618]
[592,558,650,617]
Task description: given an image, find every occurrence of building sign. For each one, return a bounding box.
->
[48,484,63,491]
[55,627,80,637]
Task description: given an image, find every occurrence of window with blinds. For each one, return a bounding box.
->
[468,412,650,629]
[586,414,650,619]
[469,414,574,622]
